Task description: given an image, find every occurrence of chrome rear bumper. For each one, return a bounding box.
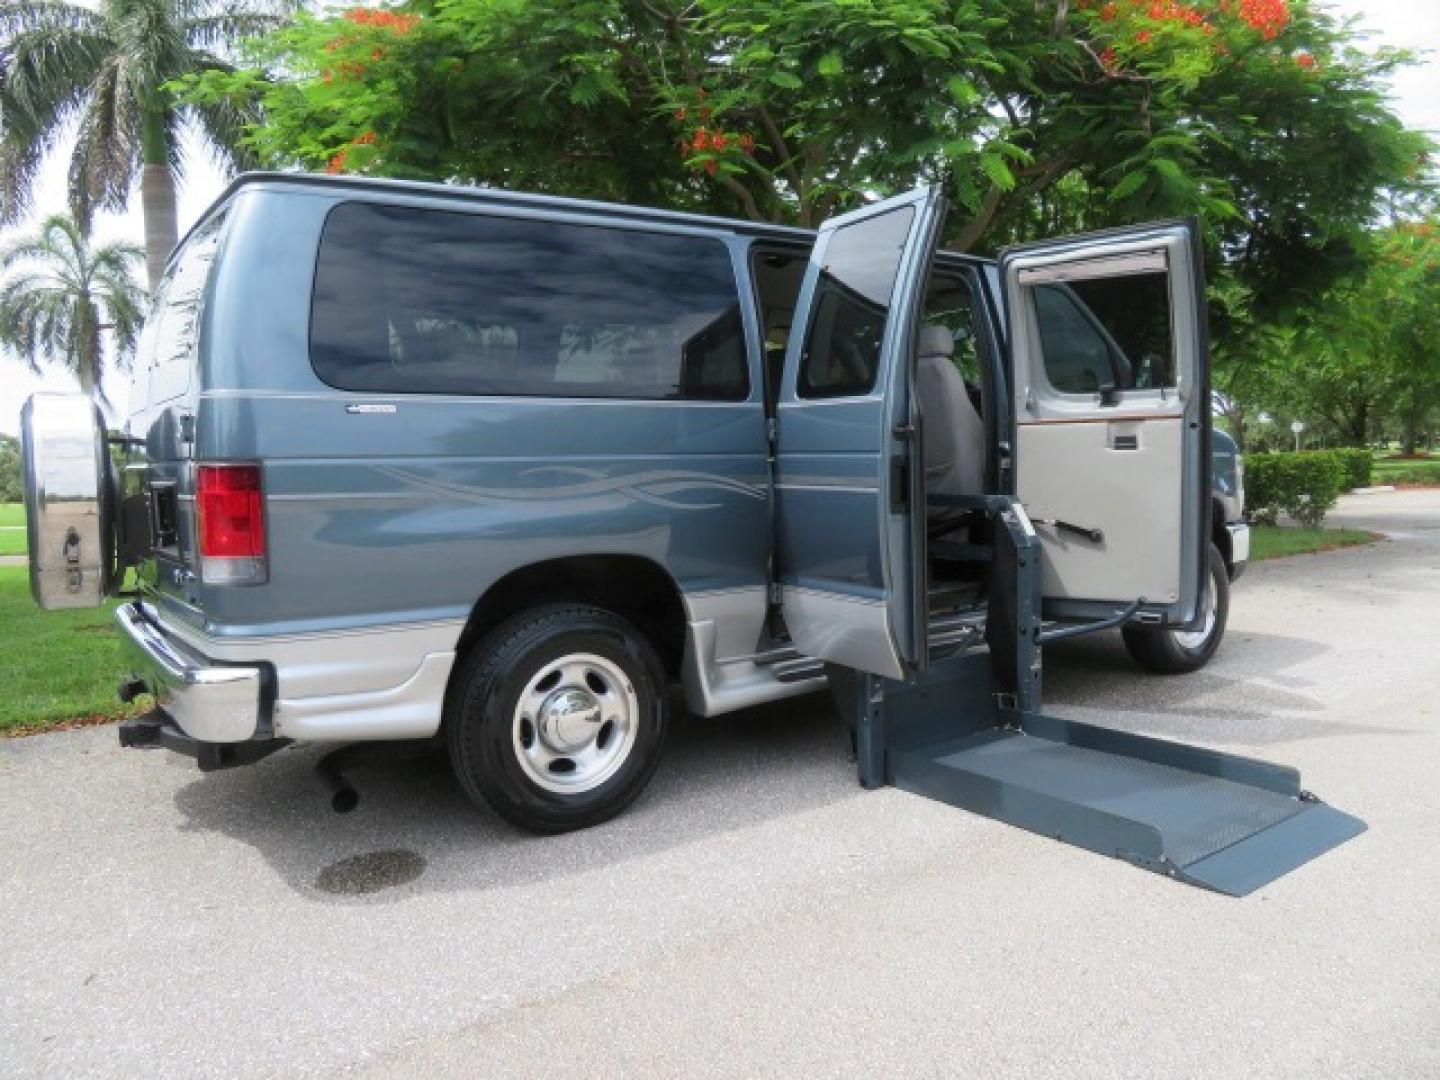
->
[116,602,264,743]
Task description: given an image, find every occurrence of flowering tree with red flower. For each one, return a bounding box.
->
[181,0,1431,402]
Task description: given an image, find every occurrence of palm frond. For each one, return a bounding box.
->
[68,58,142,226]
[0,212,146,382]
[173,0,299,24]
[0,275,73,372]
[183,12,293,53]
[0,26,111,126]
[108,0,192,101]
[0,23,112,222]
[0,1,105,41]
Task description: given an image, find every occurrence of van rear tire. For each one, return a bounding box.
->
[446,603,668,833]
[1121,543,1230,674]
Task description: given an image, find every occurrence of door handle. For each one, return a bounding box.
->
[1033,518,1105,544]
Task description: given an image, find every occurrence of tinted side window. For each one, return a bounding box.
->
[1063,273,1175,389]
[1032,285,1117,394]
[1032,275,1175,394]
[799,206,914,398]
[135,212,225,403]
[310,202,747,400]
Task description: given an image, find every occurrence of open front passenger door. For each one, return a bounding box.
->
[1000,221,1209,629]
[774,187,945,679]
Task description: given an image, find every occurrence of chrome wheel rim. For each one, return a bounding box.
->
[512,652,639,794]
[1173,574,1217,651]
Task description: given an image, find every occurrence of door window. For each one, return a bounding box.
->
[1030,271,1175,395]
[798,205,915,398]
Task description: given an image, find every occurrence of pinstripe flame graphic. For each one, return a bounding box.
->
[369,464,765,511]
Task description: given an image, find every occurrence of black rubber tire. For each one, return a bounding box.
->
[446,603,668,833]
[1121,543,1230,675]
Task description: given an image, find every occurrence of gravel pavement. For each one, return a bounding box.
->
[2,489,1437,1079]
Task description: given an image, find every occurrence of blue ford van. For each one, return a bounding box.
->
[23,174,1251,833]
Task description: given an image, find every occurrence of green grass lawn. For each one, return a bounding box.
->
[1371,453,1440,486]
[1251,525,1379,561]
[0,501,25,556]
[0,565,140,735]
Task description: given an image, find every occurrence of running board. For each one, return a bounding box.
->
[829,655,1365,896]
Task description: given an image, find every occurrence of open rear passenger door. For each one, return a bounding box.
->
[774,187,945,679]
[1000,221,1209,629]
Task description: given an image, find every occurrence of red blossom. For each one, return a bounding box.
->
[327,149,348,174]
[343,7,419,32]
[1239,0,1288,39]
[1295,51,1316,69]
[738,132,756,154]
[703,159,717,177]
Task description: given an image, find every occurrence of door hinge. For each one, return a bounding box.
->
[179,414,195,444]
[765,416,779,445]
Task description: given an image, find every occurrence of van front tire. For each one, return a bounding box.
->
[1121,543,1230,675]
[446,604,668,833]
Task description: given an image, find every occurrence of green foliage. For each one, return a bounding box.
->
[1244,451,1344,528]
[0,567,144,737]
[0,215,146,395]
[0,565,141,734]
[1385,466,1440,487]
[1332,448,1373,491]
[1245,220,1440,450]
[1250,525,1376,561]
[0,440,20,504]
[177,0,1430,283]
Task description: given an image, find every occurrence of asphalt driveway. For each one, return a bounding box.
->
[2,490,1437,1078]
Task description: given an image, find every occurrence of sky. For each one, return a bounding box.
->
[1,0,1438,435]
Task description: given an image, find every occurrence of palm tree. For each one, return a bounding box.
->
[0,0,294,289]
[0,213,146,397]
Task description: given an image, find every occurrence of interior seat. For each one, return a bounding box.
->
[916,325,985,506]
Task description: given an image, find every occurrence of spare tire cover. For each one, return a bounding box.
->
[20,393,115,609]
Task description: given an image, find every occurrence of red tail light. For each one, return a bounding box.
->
[196,464,267,584]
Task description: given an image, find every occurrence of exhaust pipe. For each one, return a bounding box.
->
[315,752,360,813]
[313,739,437,814]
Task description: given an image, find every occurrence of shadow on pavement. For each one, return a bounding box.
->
[1044,630,1416,744]
[172,689,861,904]
[171,623,1419,903]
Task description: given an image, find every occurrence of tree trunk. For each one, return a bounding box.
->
[139,106,177,291]
[140,164,178,292]
[1402,413,1421,456]
[76,296,99,399]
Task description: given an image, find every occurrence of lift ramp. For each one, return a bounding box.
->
[830,656,1365,896]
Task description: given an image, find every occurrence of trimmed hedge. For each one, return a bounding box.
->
[1244,451,1344,528]
[1333,448,1372,491]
